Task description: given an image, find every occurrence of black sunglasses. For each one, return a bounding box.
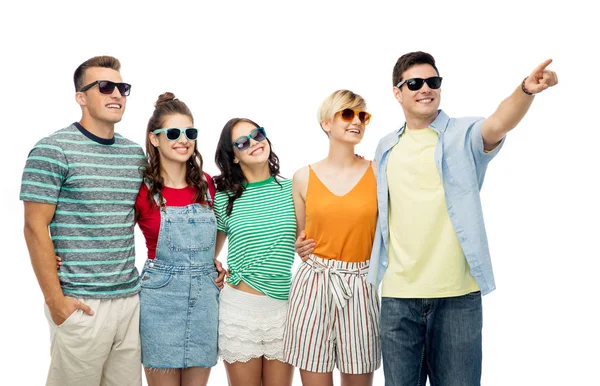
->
[232,127,267,151]
[79,80,132,96]
[396,76,443,91]
[153,128,198,141]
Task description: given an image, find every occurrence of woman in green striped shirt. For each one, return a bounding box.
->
[213,118,295,386]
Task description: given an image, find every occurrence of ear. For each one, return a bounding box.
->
[321,120,332,134]
[149,132,160,147]
[75,91,86,107]
[392,86,403,104]
[233,158,239,164]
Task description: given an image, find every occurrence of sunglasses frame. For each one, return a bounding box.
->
[232,127,267,151]
[79,80,132,96]
[396,76,443,91]
[338,109,372,125]
[152,128,199,141]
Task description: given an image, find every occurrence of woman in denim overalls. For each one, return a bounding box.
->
[135,93,226,386]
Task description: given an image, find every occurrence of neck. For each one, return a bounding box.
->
[79,116,115,139]
[326,140,359,168]
[160,159,188,188]
[240,162,271,183]
[404,111,438,130]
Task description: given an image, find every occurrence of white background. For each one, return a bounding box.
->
[1,1,598,385]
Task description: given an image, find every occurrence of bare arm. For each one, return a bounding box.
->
[292,167,315,260]
[212,231,228,288]
[23,202,93,325]
[482,59,558,149]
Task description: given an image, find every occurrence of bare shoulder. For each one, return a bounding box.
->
[362,157,377,177]
[293,166,310,183]
[292,166,310,192]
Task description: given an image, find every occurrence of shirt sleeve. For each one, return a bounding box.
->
[469,118,505,169]
[213,192,227,234]
[20,137,68,205]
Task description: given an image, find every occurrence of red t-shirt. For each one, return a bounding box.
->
[135,173,216,259]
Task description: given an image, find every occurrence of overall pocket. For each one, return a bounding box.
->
[140,270,173,290]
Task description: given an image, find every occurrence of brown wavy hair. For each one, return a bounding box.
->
[143,92,209,209]
[213,118,281,216]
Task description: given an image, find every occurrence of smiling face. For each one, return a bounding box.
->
[322,109,367,145]
[149,114,196,165]
[76,66,127,125]
[393,63,441,123]
[231,121,270,167]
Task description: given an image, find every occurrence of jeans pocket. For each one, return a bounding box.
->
[141,270,173,290]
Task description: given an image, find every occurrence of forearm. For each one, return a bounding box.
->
[24,225,64,305]
[483,84,535,146]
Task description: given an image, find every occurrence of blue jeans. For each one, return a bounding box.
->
[380,292,482,386]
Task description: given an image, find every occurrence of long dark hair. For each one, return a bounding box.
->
[214,118,281,216]
[143,92,208,209]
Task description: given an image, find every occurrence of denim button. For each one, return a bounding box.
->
[149,262,154,268]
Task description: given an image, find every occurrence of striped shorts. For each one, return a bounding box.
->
[283,255,381,374]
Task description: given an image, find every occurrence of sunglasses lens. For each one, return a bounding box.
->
[234,138,250,151]
[97,81,116,94]
[340,109,355,122]
[165,129,181,140]
[252,128,266,142]
[406,79,425,91]
[426,77,442,89]
[358,112,371,124]
[185,128,198,140]
[116,83,131,96]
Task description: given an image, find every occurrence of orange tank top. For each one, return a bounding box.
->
[305,163,377,263]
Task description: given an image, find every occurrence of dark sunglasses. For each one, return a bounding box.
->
[232,127,267,151]
[396,76,443,91]
[338,109,371,125]
[153,128,198,141]
[79,80,132,96]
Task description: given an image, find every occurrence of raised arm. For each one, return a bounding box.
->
[24,202,93,325]
[481,59,558,150]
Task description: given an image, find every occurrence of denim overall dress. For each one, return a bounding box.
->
[139,192,219,369]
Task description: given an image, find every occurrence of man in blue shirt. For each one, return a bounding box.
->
[367,51,557,385]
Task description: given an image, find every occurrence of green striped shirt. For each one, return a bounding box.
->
[214,177,296,300]
[20,123,145,299]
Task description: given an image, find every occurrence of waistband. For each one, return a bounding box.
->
[306,254,370,273]
[220,285,287,311]
[143,259,216,274]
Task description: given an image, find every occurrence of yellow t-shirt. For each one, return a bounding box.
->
[382,127,480,298]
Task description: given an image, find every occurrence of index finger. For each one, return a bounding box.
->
[533,59,553,74]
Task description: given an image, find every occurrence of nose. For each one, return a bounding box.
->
[420,81,433,93]
[110,86,123,98]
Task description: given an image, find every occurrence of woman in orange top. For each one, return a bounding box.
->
[282,90,380,386]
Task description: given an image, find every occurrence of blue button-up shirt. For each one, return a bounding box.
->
[367,110,504,296]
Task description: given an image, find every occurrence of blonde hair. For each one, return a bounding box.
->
[317,90,367,133]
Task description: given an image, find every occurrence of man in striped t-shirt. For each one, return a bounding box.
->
[21,56,144,386]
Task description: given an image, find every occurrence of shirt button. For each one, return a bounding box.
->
[383,261,388,267]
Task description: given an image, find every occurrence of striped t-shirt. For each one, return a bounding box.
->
[20,123,145,299]
[214,176,296,300]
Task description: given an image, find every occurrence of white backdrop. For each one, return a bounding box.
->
[1,1,598,385]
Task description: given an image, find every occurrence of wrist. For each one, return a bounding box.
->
[45,293,65,308]
[521,77,534,96]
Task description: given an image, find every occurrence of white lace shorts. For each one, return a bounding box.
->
[218,285,288,363]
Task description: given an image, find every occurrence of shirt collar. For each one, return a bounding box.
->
[396,109,449,135]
